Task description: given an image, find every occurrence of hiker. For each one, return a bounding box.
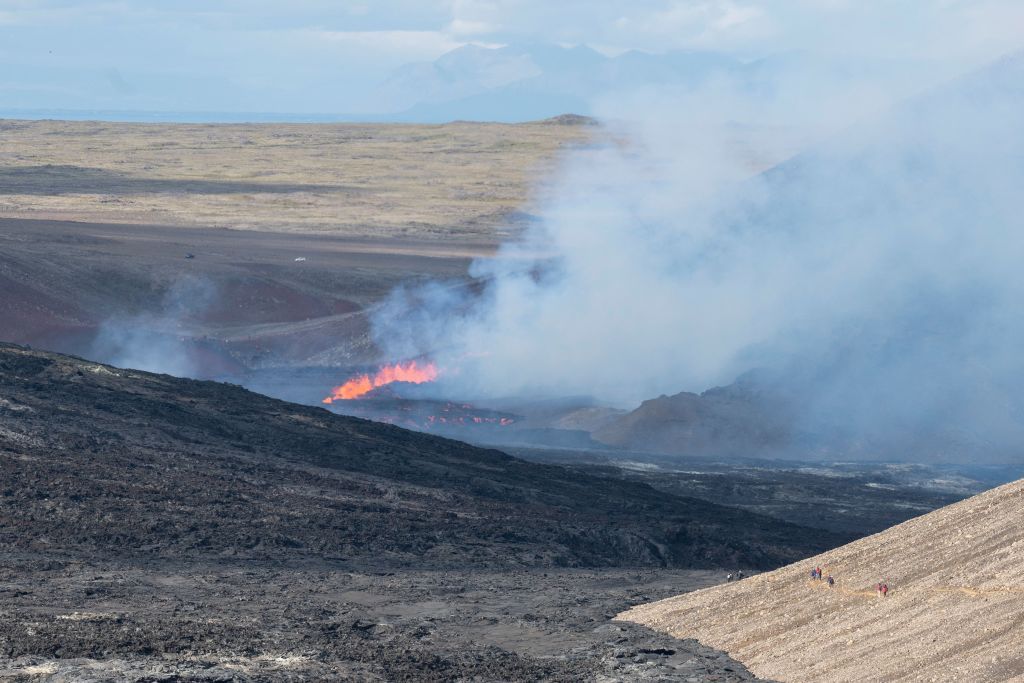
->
[817,567,823,580]
[736,570,744,580]
[827,575,835,588]
[811,568,818,580]
[726,573,734,582]
[882,583,889,598]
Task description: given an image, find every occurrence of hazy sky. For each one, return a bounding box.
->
[1,1,1022,113]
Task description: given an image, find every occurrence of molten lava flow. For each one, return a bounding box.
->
[322,360,439,403]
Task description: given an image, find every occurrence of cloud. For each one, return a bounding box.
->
[442,1,1024,63]
[313,28,462,61]
[447,18,496,37]
[610,1,773,51]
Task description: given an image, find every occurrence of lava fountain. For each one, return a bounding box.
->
[322,360,439,403]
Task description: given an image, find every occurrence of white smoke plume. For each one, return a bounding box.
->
[90,277,216,378]
[372,38,1024,460]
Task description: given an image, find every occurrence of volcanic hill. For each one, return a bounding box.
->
[619,477,1024,682]
[593,381,787,457]
[0,342,841,570]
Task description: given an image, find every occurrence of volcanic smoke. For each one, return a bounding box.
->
[322,360,439,403]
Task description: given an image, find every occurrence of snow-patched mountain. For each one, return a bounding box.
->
[361,43,927,123]
[363,43,742,121]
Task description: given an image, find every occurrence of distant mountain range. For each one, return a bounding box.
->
[0,43,924,124]
[361,43,921,123]
[365,43,728,122]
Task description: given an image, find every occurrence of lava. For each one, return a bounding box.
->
[426,413,515,427]
[322,360,439,403]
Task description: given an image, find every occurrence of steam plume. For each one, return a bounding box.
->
[373,50,1024,462]
[90,277,216,378]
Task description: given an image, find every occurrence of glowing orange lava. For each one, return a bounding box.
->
[322,360,439,403]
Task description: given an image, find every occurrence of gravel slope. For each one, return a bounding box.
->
[619,478,1024,681]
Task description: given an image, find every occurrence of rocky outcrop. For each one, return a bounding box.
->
[593,381,789,457]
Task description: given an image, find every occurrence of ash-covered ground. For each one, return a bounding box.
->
[1,343,836,680]
[253,366,983,538]
[0,345,983,681]
[509,448,983,536]
[0,560,764,682]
